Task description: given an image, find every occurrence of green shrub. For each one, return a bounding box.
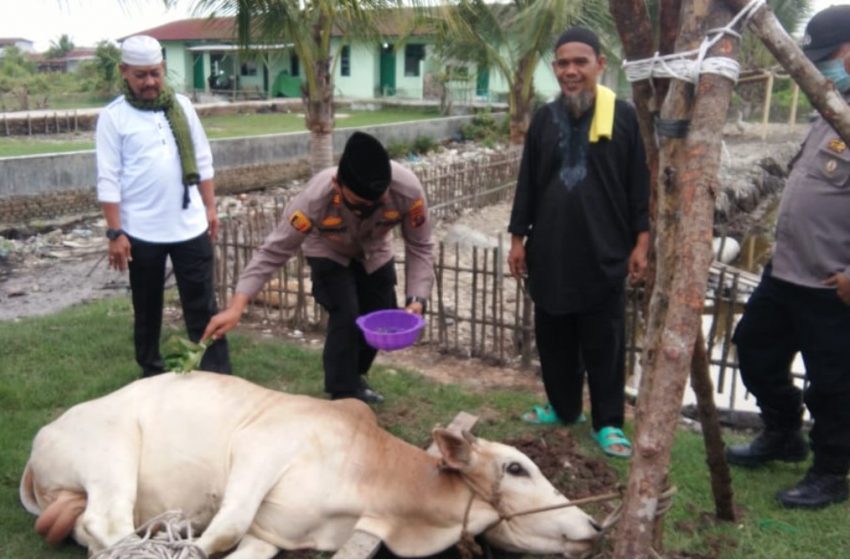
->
[458,110,508,145]
[412,135,437,155]
[387,141,410,159]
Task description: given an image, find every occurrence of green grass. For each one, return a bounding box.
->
[0,107,443,158]
[203,108,442,139]
[0,136,94,158]
[2,297,848,558]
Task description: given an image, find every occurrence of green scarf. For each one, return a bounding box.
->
[122,81,199,209]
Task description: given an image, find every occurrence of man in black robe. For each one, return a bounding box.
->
[507,27,649,458]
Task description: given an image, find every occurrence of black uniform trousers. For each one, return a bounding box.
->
[733,263,850,476]
[534,287,626,432]
[128,232,231,376]
[308,257,398,396]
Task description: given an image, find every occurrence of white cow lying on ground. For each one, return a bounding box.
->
[20,372,602,558]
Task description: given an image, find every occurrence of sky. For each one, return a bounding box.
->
[0,0,199,52]
[1,0,849,53]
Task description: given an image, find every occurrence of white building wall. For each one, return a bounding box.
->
[333,39,377,99]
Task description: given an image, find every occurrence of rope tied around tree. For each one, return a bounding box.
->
[91,511,206,559]
[622,0,766,85]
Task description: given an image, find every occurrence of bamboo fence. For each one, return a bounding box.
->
[212,148,799,412]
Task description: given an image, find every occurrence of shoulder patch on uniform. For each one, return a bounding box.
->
[827,138,847,154]
[408,198,426,228]
[289,210,312,233]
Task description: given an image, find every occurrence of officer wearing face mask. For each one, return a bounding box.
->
[725,5,850,509]
[203,132,434,404]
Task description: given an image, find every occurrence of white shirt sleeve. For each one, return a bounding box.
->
[180,96,214,181]
[95,108,122,203]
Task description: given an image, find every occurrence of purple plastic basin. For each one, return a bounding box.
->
[356,309,426,351]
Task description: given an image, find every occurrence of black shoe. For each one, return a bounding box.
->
[331,387,385,405]
[355,386,385,404]
[777,471,849,509]
[726,429,809,467]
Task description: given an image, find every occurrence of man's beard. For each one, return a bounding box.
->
[560,90,595,119]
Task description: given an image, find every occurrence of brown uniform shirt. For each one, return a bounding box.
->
[236,161,434,301]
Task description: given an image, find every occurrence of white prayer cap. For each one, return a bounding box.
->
[121,35,163,66]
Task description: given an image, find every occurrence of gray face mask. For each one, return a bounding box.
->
[817,58,850,93]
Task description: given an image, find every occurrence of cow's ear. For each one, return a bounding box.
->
[433,428,472,470]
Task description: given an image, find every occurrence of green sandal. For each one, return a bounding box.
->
[593,426,633,458]
[521,404,586,425]
[521,404,560,424]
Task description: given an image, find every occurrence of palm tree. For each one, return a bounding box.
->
[191,0,399,173]
[429,0,611,144]
[46,34,75,60]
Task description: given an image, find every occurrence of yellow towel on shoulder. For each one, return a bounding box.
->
[589,85,616,143]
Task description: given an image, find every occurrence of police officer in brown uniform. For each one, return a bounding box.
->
[726,6,850,508]
[203,132,434,403]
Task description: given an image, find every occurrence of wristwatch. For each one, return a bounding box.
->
[405,296,428,313]
[105,228,124,241]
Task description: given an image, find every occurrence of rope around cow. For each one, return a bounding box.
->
[91,511,206,559]
[452,460,678,559]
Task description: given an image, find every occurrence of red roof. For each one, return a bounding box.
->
[127,18,238,42]
[128,13,431,42]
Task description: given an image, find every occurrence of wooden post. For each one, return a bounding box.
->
[761,71,774,140]
[788,81,800,126]
[612,0,741,555]
[724,0,850,144]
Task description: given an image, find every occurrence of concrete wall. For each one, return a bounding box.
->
[0,115,488,226]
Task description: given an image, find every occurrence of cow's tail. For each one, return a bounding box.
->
[21,462,87,545]
[19,462,40,515]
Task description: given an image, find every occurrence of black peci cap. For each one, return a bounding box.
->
[554,26,601,55]
[801,5,850,63]
[337,132,391,201]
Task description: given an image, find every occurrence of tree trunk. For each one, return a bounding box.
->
[303,58,334,174]
[508,54,535,144]
[690,329,736,520]
[609,0,665,284]
[609,0,659,172]
[613,0,740,556]
[303,16,335,175]
[723,0,850,144]
[658,0,683,103]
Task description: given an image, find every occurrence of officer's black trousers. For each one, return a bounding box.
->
[733,264,850,476]
[534,288,626,432]
[308,257,397,395]
[128,232,231,376]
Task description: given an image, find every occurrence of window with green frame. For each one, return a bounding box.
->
[404,44,425,77]
[340,45,350,77]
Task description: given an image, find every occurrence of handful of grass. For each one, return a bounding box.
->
[163,335,210,374]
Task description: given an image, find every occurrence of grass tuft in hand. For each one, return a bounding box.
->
[162,335,210,374]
